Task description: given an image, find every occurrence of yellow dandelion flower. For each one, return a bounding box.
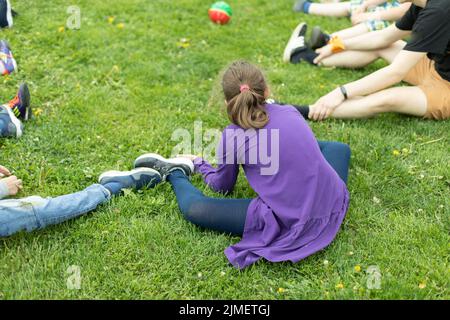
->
[177,38,191,49]
[335,283,344,289]
[277,287,285,294]
[33,108,43,117]
[392,149,400,156]
[58,26,65,33]
[117,23,125,29]
[354,265,361,273]
[107,16,115,24]
[418,282,426,289]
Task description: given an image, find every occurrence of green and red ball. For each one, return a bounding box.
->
[208,1,232,25]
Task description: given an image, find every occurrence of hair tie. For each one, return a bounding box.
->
[240,84,250,93]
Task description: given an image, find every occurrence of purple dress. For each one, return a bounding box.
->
[194,104,350,269]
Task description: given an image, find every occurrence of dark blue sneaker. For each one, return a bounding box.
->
[0,40,17,75]
[7,83,31,120]
[98,167,162,190]
[134,153,194,178]
[309,26,330,50]
[0,0,12,28]
[0,104,23,138]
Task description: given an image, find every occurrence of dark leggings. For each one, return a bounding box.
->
[167,141,351,236]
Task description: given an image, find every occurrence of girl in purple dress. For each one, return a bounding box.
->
[134,61,351,269]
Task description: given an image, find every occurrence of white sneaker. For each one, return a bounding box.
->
[283,22,308,63]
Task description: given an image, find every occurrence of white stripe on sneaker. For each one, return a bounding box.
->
[3,104,22,138]
[5,0,12,27]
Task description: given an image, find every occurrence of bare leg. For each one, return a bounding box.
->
[309,1,351,16]
[319,40,406,68]
[311,86,427,119]
[332,23,369,40]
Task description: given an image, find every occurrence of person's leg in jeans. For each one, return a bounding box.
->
[317,141,351,184]
[0,184,111,237]
[0,167,162,237]
[167,170,251,236]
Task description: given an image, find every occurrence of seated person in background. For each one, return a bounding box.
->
[285,0,450,121]
[293,0,404,36]
[293,2,411,52]
[283,0,411,62]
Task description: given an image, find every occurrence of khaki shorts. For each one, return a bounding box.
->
[403,57,450,120]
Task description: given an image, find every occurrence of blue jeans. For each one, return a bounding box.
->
[168,141,351,236]
[0,184,110,237]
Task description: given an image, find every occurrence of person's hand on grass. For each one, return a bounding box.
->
[0,165,11,178]
[309,88,344,121]
[1,176,23,196]
[314,45,333,65]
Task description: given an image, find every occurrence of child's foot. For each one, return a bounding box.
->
[7,83,31,120]
[134,153,194,178]
[98,168,162,191]
[283,22,308,63]
[0,0,13,28]
[290,47,319,65]
[309,26,330,50]
[0,104,23,138]
[0,40,17,75]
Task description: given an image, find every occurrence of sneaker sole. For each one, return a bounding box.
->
[134,153,194,177]
[310,26,325,50]
[6,0,12,27]
[18,83,31,120]
[283,22,306,63]
[98,168,161,185]
[3,104,22,138]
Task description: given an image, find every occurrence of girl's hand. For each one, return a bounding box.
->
[176,154,199,161]
[314,44,333,65]
[0,165,11,177]
[2,176,23,196]
[309,88,345,121]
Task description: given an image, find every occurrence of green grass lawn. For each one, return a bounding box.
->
[0,0,448,299]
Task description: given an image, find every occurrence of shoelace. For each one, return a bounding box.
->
[8,95,21,117]
[8,95,20,108]
[295,36,305,48]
